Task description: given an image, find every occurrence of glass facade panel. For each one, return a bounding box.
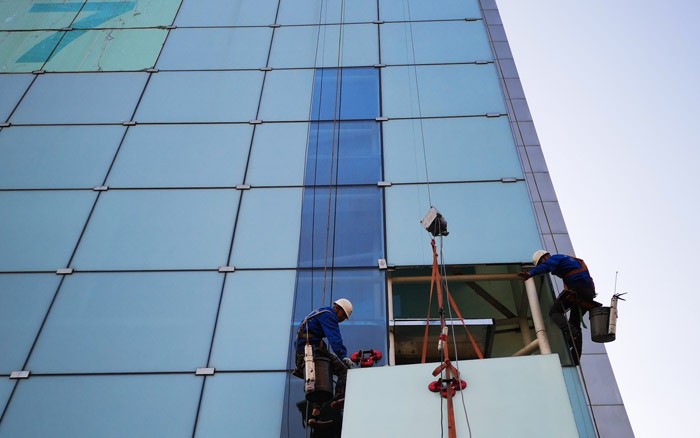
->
[0,126,125,189]
[135,71,264,123]
[245,122,309,187]
[383,117,522,183]
[385,182,541,266]
[107,125,253,188]
[299,187,384,268]
[0,31,60,72]
[380,21,492,65]
[196,372,287,437]
[0,0,79,30]
[0,375,201,437]
[305,121,381,185]
[277,0,377,25]
[269,24,378,69]
[0,191,96,271]
[381,64,506,118]
[379,0,482,21]
[258,69,314,122]
[230,188,303,269]
[209,271,296,370]
[10,73,148,124]
[157,27,273,70]
[176,0,279,27]
[75,0,182,28]
[0,74,33,120]
[312,67,379,120]
[0,274,59,373]
[72,189,239,270]
[0,380,13,416]
[27,272,222,373]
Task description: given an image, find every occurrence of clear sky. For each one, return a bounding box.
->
[497,1,700,436]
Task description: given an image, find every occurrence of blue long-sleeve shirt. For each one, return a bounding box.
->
[528,254,595,289]
[296,307,348,359]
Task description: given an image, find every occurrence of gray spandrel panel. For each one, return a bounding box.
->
[591,405,635,438]
[504,78,526,99]
[0,74,33,121]
[533,172,558,201]
[531,202,549,236]
[497,58,519,79]
[524,172,540,202]
[482,8,503,25]
[514,121,540,146]
[480,0,498,9]
[10,73,148,124]
[579,353,625,405]
[523,146,548,172]
[511,98,532,121]
[542,202,567,234]
[552,234,575,256]
[488,24,507,41]
[493,41,513,59]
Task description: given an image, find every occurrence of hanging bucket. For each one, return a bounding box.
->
[305,356,333,403]
[589,307,615,343]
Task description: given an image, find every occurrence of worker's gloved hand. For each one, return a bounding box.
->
[342,357,354,369]
[517,271,531,281]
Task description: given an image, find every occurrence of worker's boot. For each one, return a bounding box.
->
[562,325,583,366]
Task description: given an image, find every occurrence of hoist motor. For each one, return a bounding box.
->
[421,206,449,237]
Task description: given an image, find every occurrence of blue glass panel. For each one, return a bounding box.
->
[383,117,522,183]
[304,121,381,186]
[384,182,541,266]
[245,122,308,187]
[258,69,314,122]
[72,189,239,270]
[0,74,33,120]
[380,21,492,64]
[196,373,286,437]
[0,0,79,30]
[379,0,481,21]
[27,272,222,373]
[311,68,379,120]
[269,24,378,69]
[76,0,181,28]
[277,0,377,24]
[209,271,295,370]
[135,71,264,123]
[0,191,96,271]
[563,367,597,437]
[382,64,506,118]
[0,379,13,415]
[298,187,384,268]
[157,27,273,70]
[10,73,148,124]
[107,125,253,188]
[0,274,59,373]
[176,0,279,27]
[0,126,125,189]
[0,375,200,437]
[230,188,303,269]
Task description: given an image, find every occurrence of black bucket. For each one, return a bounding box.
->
[589,307,615,343]
[305,356,333,403]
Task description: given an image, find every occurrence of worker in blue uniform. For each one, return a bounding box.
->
[519,250,600,364]
[294,298,354,421]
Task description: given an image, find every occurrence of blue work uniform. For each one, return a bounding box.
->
[528,254,595,290]
[296,306,347,359]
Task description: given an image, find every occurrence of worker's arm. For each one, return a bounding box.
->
[528,255,563,277]
[318,312,348,359]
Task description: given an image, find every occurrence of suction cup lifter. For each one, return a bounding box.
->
[421,207,449,237]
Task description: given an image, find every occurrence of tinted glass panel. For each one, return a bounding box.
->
[311,68,379,120]
[209,271,295,370]
[11,73,148,124]
[0,0,79,30]
[0,31,57,72]
[0,74,33,120]
[384,182,541,266]
[107,124,253,188]
[75,0,181,28]
[230,188,303,269]
[196,373,286,437]
[176,0,279,27]
[305,121,381,186]
[383,117,522,183]
[258,69,314,122]
[298,187,384,268]
[277,0,377,24]
[0,191,96,271]
[381,64,505,118]
[379,0,481,21]
[72,189,239,270]
[269,24,377,69]
[380,21,491,65]
[245,122,308,187]
[0,274,59,373]
[0,379,13,415]
[27,272,222,373]
[136,71,264,123]
[157,27,272,70]
[0,126,125,189]
[0,375,200,438]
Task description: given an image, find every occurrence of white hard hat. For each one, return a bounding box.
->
[532,250,550,266]
[334,298,353,319]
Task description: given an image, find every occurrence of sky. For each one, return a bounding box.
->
[496,1,700,436]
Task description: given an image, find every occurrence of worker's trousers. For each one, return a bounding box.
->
[548,284,597,332]
[294,348,347,404]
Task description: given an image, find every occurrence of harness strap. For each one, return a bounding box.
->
[296,309,332,345]
[563,257,588,278]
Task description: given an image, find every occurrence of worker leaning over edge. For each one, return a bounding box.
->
[518,250,600,365]
[294,298,354,420]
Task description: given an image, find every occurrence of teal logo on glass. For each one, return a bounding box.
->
[19,2,136,63]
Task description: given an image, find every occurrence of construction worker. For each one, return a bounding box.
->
[294,298,354,421]
[518,250,600,365]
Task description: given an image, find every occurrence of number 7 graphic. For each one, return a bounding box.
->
[19,2,136,63]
